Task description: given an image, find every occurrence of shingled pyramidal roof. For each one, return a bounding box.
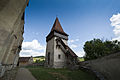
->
[46,17,69,42]
[50,17,68,36]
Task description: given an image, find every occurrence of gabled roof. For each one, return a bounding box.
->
[56,38,78,57]
[46,17,69,42]
[19,57,32,62]
[50,17,68,36]
[66,46,78,57]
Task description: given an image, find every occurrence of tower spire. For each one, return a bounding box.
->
[46,17,68,42]
[51,17,68,35]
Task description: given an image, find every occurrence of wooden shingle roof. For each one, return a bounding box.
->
[50,17,68,36]
[56,38,78,57]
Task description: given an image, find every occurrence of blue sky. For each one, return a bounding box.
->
[20,0,120,57]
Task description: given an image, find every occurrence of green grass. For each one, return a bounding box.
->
[26,66,96,80]
[33,58,45,62]
[33,56,85,63]
[33,56,45,62]
[78,57,85,62]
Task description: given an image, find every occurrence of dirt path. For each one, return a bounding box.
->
[15,68,36,80]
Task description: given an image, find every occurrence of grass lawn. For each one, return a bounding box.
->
[33,57,85,63]
[33,58,45,62]
[26,66,97,80]
[79,58,85,62]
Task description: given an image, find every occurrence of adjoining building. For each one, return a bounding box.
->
[45,17,79,68]
[0,0,29,77]
[18,57,33,66]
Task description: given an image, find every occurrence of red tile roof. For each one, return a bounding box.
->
[19,57,31,62]
[51,17,68,35]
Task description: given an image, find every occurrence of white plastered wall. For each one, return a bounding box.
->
[53,37,68,68]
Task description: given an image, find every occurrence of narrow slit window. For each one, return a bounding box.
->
[48,52,50,65]
[21,12,25,20]
[58,54,61,59]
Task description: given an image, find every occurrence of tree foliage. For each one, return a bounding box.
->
[84,39,120,60]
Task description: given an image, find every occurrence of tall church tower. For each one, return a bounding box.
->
[45,17,69,68]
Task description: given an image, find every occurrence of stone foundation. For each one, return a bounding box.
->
[0,64,5,77]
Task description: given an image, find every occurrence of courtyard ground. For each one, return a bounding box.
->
[16,68,36,80]
[26,66,97,80]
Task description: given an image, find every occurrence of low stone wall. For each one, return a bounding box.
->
[80,52,120,80]
[79,64,105,80]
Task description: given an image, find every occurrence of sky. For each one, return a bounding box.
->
[20,0,120,57]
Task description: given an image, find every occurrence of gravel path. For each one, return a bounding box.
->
[15,68,36,80]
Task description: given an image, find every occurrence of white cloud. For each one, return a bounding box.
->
[68,39,79,43]
[68,39,80,48]
[32,32,39,35]
[20,39,46,57]
[68,40,75,43]
[68,39,79,48]
[20,39,84,57]
[110,13,120,40]
[75,39,79,41]
[68,38,85,57]
[75,50,85,57]
[112,36,120,41]
[69,44,78,48]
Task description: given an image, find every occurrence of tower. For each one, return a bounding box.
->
[45,17,69,68]
[45,17,78,68]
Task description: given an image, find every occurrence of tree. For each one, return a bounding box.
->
[84,39,105,60]
[84,39,120,60]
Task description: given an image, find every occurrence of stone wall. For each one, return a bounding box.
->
[45,37,54,67]
[0,0,28,77]
[45,36,68,68]
[53,37,67,68]
[81,52,120,80]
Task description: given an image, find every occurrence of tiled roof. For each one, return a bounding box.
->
[51,17,68,35]
[19,57,31,62]
[66,46,78,57]
[56,38,78,57]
